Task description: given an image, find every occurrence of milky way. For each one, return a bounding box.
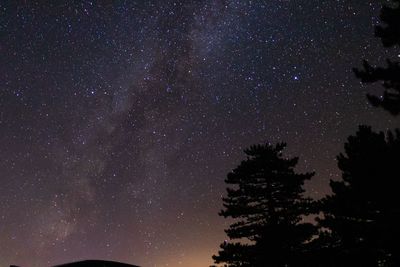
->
[0,1,399,267]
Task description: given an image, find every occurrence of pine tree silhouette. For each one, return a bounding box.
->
[317,126,400,266]
[354,0,400,115]
[212,143,315,267]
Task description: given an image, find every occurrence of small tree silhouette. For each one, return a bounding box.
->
[317,126,400,266]
[354,0,400,115]
[212,143,315,267]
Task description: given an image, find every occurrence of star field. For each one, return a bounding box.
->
[0,1,399,267]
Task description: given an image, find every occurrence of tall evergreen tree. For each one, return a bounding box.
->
[354,0,400,115]
[212,143,315,267]
[317,126,400,266]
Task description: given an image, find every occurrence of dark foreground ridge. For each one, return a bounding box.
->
[11,260,139,267]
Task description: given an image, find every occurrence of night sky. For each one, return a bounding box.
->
[1,1,399,267]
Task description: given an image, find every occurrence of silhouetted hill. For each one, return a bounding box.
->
[10,260,139,267]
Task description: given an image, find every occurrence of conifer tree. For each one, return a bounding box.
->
[212,143,315,267]
[318,126,400,266]
[354,0,400,115]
